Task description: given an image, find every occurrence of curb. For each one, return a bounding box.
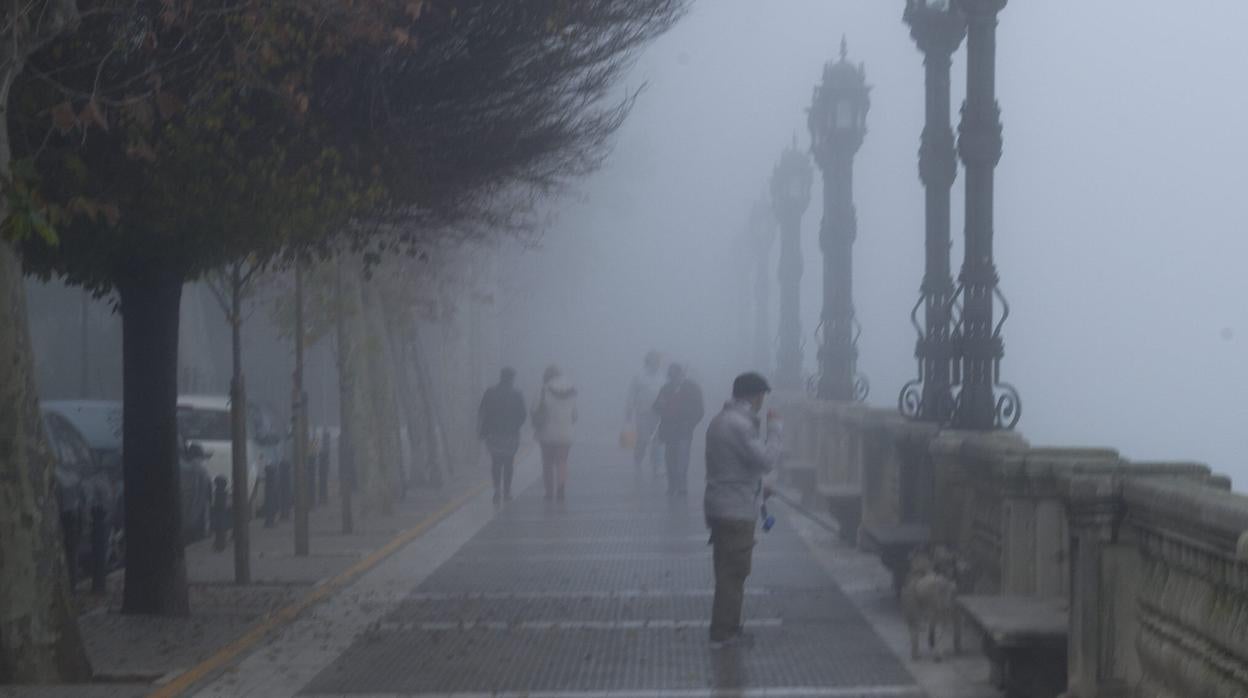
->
[147,479,490,698]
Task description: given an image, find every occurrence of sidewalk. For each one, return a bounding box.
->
[775,492,999,698]
[0,465,486,698]
[213,443,926,697]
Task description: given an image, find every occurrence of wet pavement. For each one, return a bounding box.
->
[203,444,924,697]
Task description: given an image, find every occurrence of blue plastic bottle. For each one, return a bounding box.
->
[760,503,776,533]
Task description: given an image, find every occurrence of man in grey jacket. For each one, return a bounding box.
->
[703,372,782,647]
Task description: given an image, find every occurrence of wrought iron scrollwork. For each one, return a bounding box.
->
[900,289,944,422]
[899,378,923,419]
[853,373,870,403]
[995,382,1021,430]
[935,282,1022,430]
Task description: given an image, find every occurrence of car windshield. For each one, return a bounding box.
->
[177,407,231,441]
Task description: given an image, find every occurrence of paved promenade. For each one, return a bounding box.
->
[197,444,933,697]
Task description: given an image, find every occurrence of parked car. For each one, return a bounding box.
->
[43,400,214,551]
[177,395,281,502]
[42,407,115,581]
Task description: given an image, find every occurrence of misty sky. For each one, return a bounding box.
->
[495,1,1248,487]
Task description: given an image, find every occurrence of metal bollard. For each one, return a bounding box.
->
[306,459,317,510]
[318,441,330,506]
[263,464,278,528]
[278,460,292,521]
[90,504,109,593]
[212,476,229,551]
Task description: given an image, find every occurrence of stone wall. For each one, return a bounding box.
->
[775,397,1248,698]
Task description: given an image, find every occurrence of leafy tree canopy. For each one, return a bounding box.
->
[11,0,686,289]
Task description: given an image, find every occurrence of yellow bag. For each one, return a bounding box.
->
[619,429,637,451]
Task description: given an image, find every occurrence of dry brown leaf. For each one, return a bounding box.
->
[51,101,77,133]
[81,99,108,131]
[156,91,183,120]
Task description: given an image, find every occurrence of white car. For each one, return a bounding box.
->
[176,395,271,499]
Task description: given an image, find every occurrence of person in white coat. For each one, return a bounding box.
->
[625,351,665,476]
[533,365,578,501]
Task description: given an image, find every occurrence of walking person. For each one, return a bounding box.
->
[478,367,527,504]
[704,372,782,648]
[653,363,704,496]
[533,365,577,501]
[625,351,665,476]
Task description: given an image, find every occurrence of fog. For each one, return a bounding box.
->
[493,1,1248,488]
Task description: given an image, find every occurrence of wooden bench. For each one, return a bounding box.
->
[817,484,862,544]
[858,523,930,594]
[958,595,1068,698]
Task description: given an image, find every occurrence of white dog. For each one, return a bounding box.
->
[900,546,962,661]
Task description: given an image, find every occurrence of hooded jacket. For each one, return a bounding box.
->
[533,376,577,445]
[703,399,782,522]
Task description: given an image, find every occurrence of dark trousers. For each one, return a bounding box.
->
[664,438,691,495]
[490,450,516,497]
[709,518,756,641]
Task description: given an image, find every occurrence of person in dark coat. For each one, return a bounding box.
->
[478,367,527,503]
[653,363,704,496]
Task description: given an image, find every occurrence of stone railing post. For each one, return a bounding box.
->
[1000,449,1119,597]
[955,433,1028,593]
[816,403,868,542]
[1058,462,1214,698]
[1122,477,1248,698]
[1061,473,1130,698]
[852,409,894,531]
[929,431,973,548]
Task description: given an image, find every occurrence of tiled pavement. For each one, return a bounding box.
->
[293,445,923,697]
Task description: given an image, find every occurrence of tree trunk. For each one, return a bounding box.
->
[409,323,444,487]
[292,264,308,556]
[386,307,426,488]
[118,270,189,616]
[360,282,399,514]
[0,0,92,678]
[0,244,94,682]
[79,290,89,396]
[229,266,250,584]
[333,257,353,534]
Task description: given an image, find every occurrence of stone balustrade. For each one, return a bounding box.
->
[772,396,1248,698]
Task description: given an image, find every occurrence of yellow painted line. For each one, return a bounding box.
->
[148,479,491,698]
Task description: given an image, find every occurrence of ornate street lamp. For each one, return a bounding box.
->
[899,0,965,422]
[770,138,813,392]
[808,38,870,402]
[950,0,1020,429]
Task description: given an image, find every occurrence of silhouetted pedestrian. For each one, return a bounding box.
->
[704,372,781,648]
[653,363,704,496]
[478,367,527,504]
